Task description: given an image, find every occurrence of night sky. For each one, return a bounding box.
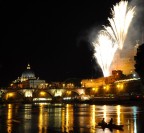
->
[0,0,143,87]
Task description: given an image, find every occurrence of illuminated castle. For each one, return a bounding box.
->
[81,43,141,90]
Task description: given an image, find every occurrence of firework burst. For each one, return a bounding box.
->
[92,0,135,77]
[104,0,135,49]
[92,31,118,77]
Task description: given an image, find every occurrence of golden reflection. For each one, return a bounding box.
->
[38,104,48,133]
[116,105,121,124]
[7,104,12,133]
[39,104,43,133]
[65,104,69,132]
[128,119,130,131]
[116,130,121,133]
[62,107,65,132]
[65,104,73,133]
[24,104,32,120]
[23,104,32,131]
[116,105,121,133]
[0,103,139,133]
[90,105,96,133]
[103,105,107,119]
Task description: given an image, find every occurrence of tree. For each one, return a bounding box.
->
[134,43,144,85]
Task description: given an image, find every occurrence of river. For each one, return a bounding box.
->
[0,103,144,133]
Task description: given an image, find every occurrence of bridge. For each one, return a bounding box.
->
[0,87,87,103]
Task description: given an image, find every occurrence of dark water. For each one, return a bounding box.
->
[0,103,144,133]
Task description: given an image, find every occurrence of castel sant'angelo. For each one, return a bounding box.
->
[81,43,141,90]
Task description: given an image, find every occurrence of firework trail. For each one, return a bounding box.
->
[93,31,118,77]
[104,0,135,49]
[92,0,135,77]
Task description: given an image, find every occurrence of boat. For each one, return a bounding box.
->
[98,121,124,131]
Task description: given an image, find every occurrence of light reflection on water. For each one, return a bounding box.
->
[7,104,12,133]
[0,103,143,133]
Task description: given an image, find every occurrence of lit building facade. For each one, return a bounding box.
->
[81,70,124,88]
[81,69,142,96]
[10,64,48,89]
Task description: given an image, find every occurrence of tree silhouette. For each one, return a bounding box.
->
[134,43,144,85]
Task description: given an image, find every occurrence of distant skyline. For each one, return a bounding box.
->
[0,0,144,87]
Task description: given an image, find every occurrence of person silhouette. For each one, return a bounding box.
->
[108,118,114,131]
[109,118,113,125]
[100,118,107,130]
[101,118,107,126]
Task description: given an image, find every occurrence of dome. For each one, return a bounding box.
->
[21,64,35,79]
